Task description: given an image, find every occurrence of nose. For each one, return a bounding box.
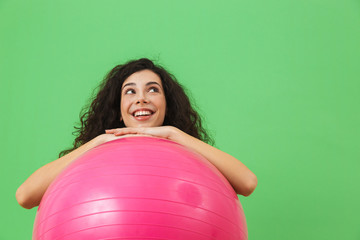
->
[136,92,149,104]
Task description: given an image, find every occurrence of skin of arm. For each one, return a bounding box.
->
[17,126,256,209]
[15,134,125,209]
[106,126,258,196]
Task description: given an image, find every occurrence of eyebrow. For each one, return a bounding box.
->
[122,81,161,90]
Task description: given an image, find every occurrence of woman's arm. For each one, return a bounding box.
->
[106,127,258,196]
[172,128,258,196]
[15,134,123,209]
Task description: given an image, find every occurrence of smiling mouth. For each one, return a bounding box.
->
[132,110,154,118]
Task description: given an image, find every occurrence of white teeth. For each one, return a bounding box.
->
[134,110,152,117]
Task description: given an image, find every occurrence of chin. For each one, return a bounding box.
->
[131,123,157,128]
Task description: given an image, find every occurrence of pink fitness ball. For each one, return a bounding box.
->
[33,136,248,240]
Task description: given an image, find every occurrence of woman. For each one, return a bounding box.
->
[16,58,257,209]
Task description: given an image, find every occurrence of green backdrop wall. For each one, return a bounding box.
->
[1,0,359,239]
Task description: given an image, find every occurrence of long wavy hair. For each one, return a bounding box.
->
[59,58,213,157]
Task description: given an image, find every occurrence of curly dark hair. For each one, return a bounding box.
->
[59,58,213,157]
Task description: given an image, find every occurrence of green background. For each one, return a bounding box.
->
[1,0,359,239]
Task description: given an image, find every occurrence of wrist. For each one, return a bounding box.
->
[94,134,107,146]
[168,127,189,145]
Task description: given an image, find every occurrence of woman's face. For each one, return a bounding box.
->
[120,69,166,128]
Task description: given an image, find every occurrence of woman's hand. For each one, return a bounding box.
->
[98,133,139,145]
[105,126,180,141]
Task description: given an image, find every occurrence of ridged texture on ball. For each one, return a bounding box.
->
[33,136,248,240]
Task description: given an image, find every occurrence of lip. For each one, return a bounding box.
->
[131,108,155,122]
[131,108,155,116]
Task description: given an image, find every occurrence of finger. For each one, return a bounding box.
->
[106,128,127,134]
[105,129,117,133]
[115,128,155,137]
[117,127,161,138]
[114,128,142,136]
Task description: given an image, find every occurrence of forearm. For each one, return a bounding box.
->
[107,126,258,196]
[172,129,258,196]
[16,135,103,209]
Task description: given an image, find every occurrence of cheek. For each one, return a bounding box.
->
[161,100,167,118]
[155,96,166,112]
[120,99,130,115]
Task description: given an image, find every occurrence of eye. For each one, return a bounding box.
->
[124,89,135,95]
[149,87,159,93]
